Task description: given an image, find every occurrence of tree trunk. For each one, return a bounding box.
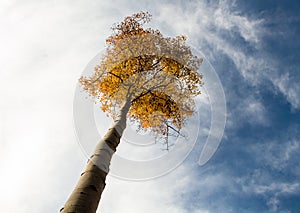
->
[61,101,130,213]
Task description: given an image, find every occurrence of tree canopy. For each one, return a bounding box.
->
[80,11,203,143]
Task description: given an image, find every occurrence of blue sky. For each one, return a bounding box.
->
[0,0,299,213]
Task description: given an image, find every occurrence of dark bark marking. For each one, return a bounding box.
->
[89,185,98,192]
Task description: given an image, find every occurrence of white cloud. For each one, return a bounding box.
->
[232,96,268,126]
[272,73,300,110]
[98,164,214,213]
[214,0,262,44]
[252,139,299,171]
[237,135,300,212]
[0,1,114,212]
[244,181,299,213]
[253,182,300,195]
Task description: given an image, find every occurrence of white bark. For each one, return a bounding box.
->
[61,101,130,213]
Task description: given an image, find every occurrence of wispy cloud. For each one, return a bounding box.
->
[152,0,300,110]
[250,137,300,172]
[235,131,300,212]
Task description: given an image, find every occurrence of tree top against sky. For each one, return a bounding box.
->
[80,11,203,141]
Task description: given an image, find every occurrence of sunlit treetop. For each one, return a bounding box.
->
[80,11,203,144]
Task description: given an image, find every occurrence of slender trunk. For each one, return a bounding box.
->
[61,101,130,213]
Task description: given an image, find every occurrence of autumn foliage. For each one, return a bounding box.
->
[80,11,203,141]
